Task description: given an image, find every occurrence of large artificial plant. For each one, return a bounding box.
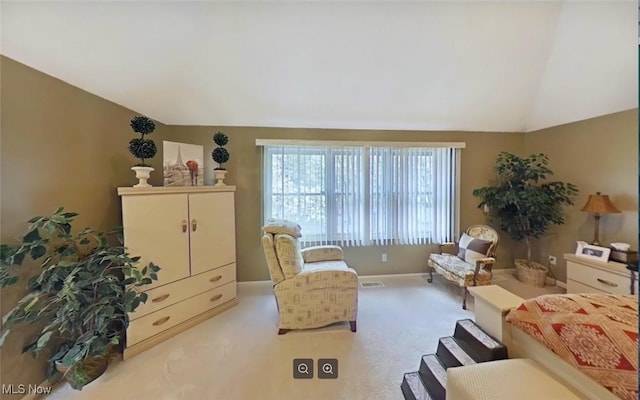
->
[0,207,159,389]
[128,115,157,166]
[472,152,578,264]
[211,131,230,170]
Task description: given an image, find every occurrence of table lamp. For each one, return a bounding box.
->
[580,192,620,246]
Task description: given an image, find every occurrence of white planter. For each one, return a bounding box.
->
[131,166,154,188]
[214,170,227,187]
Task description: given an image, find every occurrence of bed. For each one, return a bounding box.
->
[469,286,638,400]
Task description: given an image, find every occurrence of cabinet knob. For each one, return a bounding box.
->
[596,278,618,287]
[209,275,223,283]
[210,294,223,302]
[151,294,170,303]
[152,316,171,326]
[182,220,187,233]
[192,219,197,232]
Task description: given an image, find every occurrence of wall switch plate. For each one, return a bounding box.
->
[548,255,557,266]
[381,253,388,262]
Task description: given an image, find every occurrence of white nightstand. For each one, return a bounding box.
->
[564,253,637,295]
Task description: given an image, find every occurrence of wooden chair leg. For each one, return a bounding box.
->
[428,267,433,283]
[349,320,357,332]
[278,328,291,335]
[462,287,468,310]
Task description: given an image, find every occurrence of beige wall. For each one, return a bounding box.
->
[164,126,524,281]
[524,109,638,283]
[0,57,170,398]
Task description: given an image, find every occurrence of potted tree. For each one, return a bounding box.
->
[472,152,578,287]
[211,131,230,186]
[128,115,158,187]
[0,207,159,389]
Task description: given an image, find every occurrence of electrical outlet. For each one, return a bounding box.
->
[381,253,388,262]
[548,255,557,266]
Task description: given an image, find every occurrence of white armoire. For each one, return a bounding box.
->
[117,186,238,359]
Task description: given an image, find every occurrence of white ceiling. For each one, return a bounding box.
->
[1,1,637,132]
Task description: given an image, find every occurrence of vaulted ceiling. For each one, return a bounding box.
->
[1,1,637,132]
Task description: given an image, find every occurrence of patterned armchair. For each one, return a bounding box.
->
[427,225,499,309]
[261,219,358,334]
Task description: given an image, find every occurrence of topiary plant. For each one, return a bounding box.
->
[128,116,157,167]
[472,152,578,264]
[212,131,229,170]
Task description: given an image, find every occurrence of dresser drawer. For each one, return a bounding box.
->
[567,262,631,295]
[127,281,237,346]
[130,263,236,320]
[567,279,607,294]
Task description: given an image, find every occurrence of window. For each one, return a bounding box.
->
[263,142,460,246]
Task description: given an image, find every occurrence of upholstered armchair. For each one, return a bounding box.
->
[427,225,499,309]
[261,219,358,334]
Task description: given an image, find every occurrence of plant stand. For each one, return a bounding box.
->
[131,166,154,188]
[214,170,227,187]
[515,259,549,287]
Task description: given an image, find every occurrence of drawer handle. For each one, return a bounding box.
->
[151,294,170,303]
[209,275,223,283]
[210,294,223,302]
[182,220,187,233]
[192,219,197,232]
[152,316,171,326]
[596,278,618,287]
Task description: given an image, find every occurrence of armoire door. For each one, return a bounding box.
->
[121,194,191,289]
[188,192,236,275]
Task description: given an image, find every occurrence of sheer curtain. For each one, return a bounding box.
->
[264,144,457,246]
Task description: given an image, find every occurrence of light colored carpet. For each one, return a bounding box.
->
[46,272,563,400]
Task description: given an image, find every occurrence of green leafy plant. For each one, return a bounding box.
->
[0,207,159,389]
[472,152,578,263]
[128,115,157,166]
[212,131,230,170]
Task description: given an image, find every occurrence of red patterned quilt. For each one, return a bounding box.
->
[505,293,638,400]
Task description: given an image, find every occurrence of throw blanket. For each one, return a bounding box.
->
[505,293,638,400]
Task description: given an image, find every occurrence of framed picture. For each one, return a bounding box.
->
[575,241,611,262]
[163,141,205,187]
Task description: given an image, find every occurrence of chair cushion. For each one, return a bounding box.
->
[274,233,304,279]
[429,253,493,287]
[457,233,493,265]
[261,219,302,238]
[261,233,285,285]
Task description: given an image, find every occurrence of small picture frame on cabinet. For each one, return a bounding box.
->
[575,241,611,262]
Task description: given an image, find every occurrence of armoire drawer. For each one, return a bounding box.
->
[130,263,236,320]
[127,281,237,346]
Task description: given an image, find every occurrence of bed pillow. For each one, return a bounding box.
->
[261,219,302,238]
[457,233,493,264]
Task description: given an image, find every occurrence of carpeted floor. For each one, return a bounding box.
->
[46,272,563,400]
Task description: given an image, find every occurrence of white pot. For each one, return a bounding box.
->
[214,169,227,187]
[131,166,154,188]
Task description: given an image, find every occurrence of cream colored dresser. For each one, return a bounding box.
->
[564,253,637,295]
[118,186,238,359]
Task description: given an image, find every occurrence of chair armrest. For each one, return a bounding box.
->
[301,245,344,263]
[276,268,358,292]
[439,242,457,255]
[475,257,495,268]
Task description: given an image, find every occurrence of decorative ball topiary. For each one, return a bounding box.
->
[130,116,156,135]
[211,131,230,170]
[213,132,229,146]
[128,138,157,163]
[128,116,157,166]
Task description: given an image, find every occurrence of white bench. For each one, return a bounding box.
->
[446,358,584,400]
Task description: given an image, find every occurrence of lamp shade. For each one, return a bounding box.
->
[580,192,621,214]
